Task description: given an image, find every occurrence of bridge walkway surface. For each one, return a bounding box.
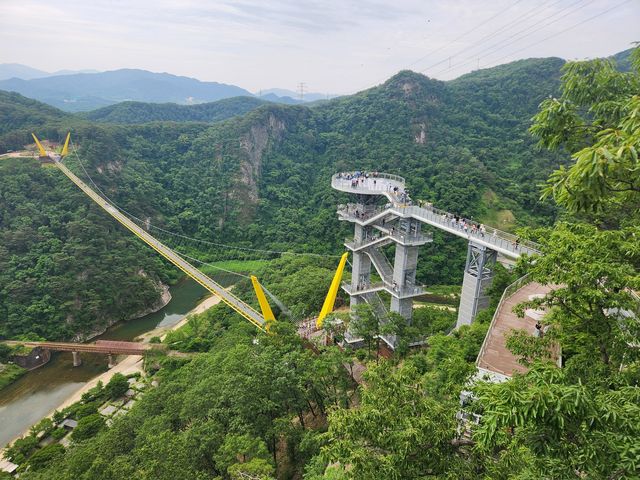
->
[54,160,267,331]
[476,280,554,380]
[332,174,540,259]
[3,340,155,356]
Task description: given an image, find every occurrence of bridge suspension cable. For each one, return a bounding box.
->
[69,144,341,259]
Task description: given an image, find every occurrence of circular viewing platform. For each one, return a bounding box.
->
[331,172,405,200]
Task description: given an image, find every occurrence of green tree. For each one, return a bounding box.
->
[474,364,640,479]
[104,373,129,399]
[349,303,381,358]
[71,414,106,442]
[531,47,640,214]
[319,362,462,479]
[27,444,65,471]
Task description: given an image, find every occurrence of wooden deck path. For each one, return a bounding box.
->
[477,282,553,378]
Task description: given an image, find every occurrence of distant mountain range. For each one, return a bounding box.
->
[0,63,99,81]
[0,68,253,112]
[258,88,336,102]
[0,64,338,111]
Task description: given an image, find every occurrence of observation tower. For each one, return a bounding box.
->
[332,171,539,349]
[332,172,432,347]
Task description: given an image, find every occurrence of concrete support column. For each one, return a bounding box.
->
[108,354,116,369]
[350,223,371,310]
[456,242,497,329]
[390,243,419,321]
[72,351,82,367]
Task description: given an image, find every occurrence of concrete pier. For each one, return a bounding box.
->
[72,351,82,367]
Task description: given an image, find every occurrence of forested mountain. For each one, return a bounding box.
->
[3,47,639,479]
[0,91,71,136]
[79,97,268,124]
[0,69,252,112]
[0,56,569,339]
[0,159,178,340]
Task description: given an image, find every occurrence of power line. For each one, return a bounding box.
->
[481,0,634,69]
[68,143,341,259]
[352,0,526,93]
[424,0,593,76]
[403,0,526,71]
[459,0,566,49]
[430,0,596,77]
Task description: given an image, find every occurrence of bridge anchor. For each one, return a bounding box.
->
[108,354,116,368]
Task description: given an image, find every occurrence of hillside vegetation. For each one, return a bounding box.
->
[79,96,267,124]
[0,56,571,339]
[2,48,639,480]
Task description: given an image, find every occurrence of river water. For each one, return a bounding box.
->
[0,276,231,446]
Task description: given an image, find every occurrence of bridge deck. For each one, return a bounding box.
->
[54,160,266,330]
[332,173,540,259]
[476,282,553,378]
[3,340,157,355]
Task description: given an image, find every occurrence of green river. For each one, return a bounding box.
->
[0,276,236,446]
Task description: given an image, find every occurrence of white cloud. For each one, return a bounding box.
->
[0,0,637,93]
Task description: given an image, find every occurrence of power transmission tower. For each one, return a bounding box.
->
[297,82,307,101]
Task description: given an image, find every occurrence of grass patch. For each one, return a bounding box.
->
[201,259,270,275]
[427,285,461,296]
[0,363,27,390]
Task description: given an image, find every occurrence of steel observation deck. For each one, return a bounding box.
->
[332,173,540,259]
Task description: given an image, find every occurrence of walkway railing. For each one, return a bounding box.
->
[337,199,541,258]
[399,205,540,255]
[342,280,426,299]
[476,274,531,369]
[344,230,431,251]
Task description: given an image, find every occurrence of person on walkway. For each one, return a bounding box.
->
[480,224,486,238]
[535,321,543,338]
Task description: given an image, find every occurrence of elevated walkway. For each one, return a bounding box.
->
[342,281,426,299]
[333,174,540,259]
[476,278,555,380]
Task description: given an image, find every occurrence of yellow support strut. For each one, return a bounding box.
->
[31,133,47,157]
[61,132,71,157]
[316,252,349,329]
[251,275,276,329]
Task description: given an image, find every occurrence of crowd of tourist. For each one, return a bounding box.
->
[336,171,522,250]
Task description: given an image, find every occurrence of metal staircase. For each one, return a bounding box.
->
[366,247,394,283]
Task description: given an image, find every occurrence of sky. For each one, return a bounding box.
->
[1,0,638,95]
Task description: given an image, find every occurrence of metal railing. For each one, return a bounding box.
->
[331,173,405,195]
[476,274,531,369]
[344,230,431,251]
[333,172,542,258]
[332,172,405,185]
[399,205,541,255]
[343,280,426,299]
